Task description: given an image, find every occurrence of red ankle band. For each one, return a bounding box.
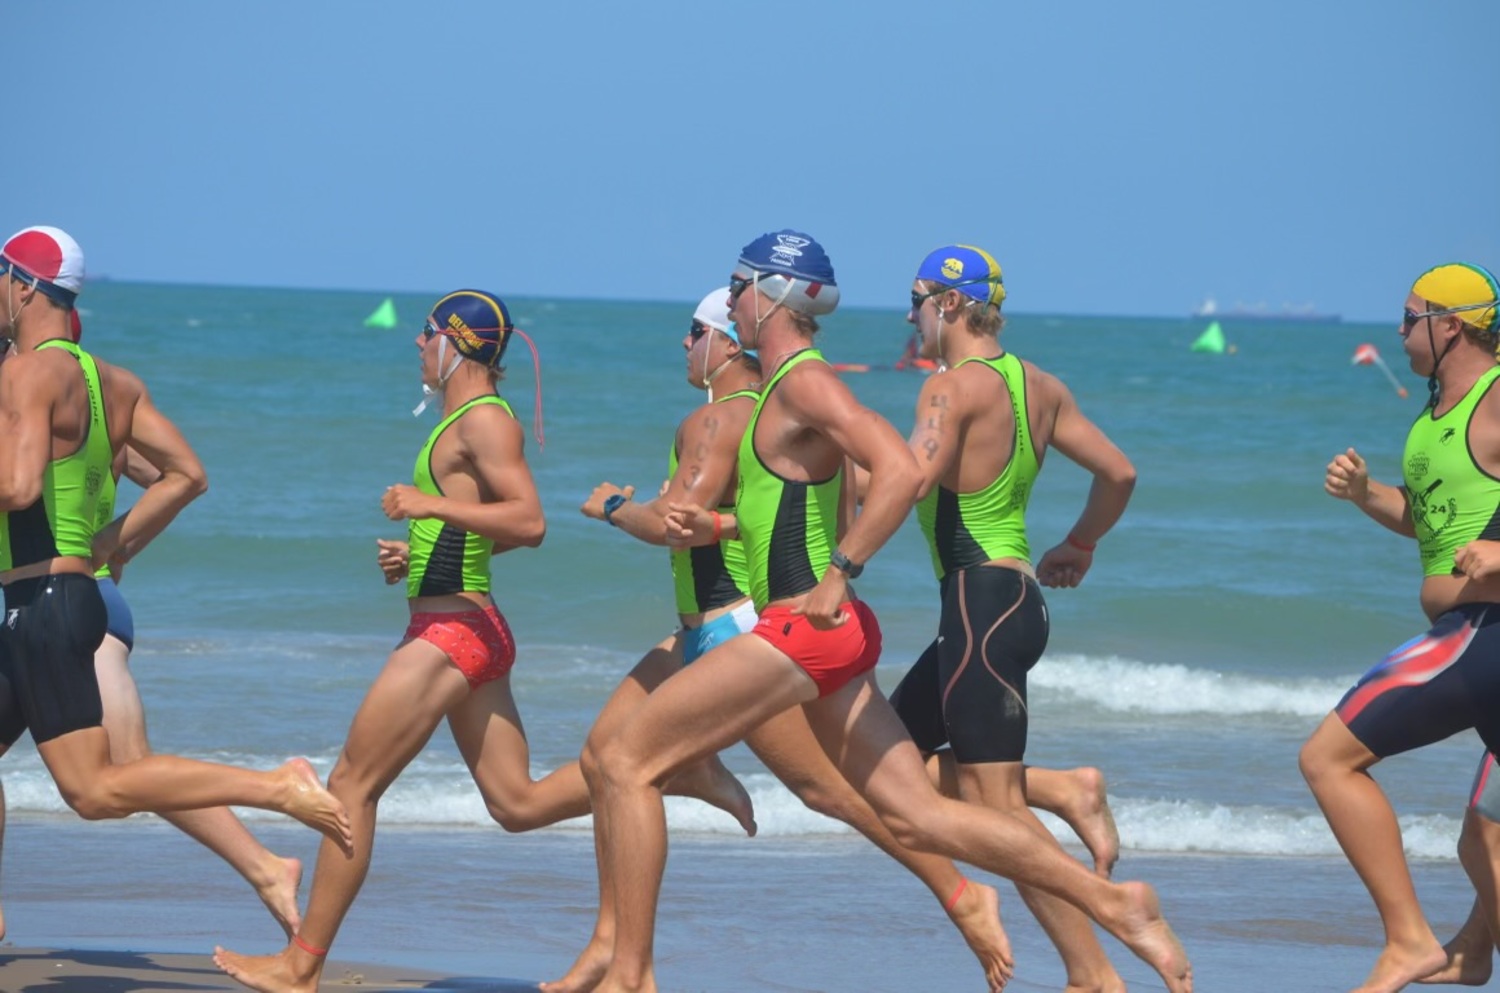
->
[292,933,328,957]
[944,877,968,911]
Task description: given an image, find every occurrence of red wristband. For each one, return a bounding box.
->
[711,511,723,543]
[1066,535,1096,553]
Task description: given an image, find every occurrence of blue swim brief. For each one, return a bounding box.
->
[1470,751,1500,822]
[681,600,758,665]
[96,576,135,651]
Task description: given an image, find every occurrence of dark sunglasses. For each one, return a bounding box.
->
[729,272,768,301]
[1403,302,1494,334]
[910,285,947,312]
[1402,308,1435,332]
[689,319,712,341]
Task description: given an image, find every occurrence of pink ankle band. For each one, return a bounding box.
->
[292,933,328,957]
[944,878,968,911]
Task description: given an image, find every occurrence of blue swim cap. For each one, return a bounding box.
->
[427,290,514,368]
[736,230,839,316]
[916,245,1006,308]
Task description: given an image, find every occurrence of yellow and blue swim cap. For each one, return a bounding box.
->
[916,245,1006,308]
[1412,263,1498,333]
[428,290,514,368]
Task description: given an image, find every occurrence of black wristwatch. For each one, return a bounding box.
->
[603,493,629,526]
[829,548,863,579]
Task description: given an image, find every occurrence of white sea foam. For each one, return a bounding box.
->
[1032,653,1353,717]
[0,762,1459,860]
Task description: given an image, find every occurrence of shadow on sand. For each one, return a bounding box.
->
[0,947,541,992]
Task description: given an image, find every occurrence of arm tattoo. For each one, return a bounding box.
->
[920,404,947,462]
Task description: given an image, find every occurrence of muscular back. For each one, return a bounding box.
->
[751,359,859,484]
[930,356,1061,495]
[0,345,139,507]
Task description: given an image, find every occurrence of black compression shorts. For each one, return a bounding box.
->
[890,565,1049,764]
[0,573,107,747]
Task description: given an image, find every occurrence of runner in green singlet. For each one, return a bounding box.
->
[0,225,352,875]
[215,288,633,993]
[1304,262,1500,991]
[0,308,304,940]
[887,244,1142,989]
[553,290,1014,993]
[584,230,1190,993]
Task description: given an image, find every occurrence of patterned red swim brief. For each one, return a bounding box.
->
[404,605,516,688]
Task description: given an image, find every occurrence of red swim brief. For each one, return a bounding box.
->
[404,605,516,689]
[752,600,882,697]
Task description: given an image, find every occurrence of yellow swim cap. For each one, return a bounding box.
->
[1412,263,1499,332]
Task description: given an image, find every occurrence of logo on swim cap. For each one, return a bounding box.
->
[941,258,965,281]
[769,234,811,269]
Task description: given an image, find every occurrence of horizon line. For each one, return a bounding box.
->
[79,275,1369,325]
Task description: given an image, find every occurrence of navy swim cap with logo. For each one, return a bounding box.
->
[427,290,514,368]
[735,229,840,316]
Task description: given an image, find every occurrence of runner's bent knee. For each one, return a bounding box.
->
[56,772,130,820]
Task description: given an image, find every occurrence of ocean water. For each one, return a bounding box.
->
[0,282,1483,989]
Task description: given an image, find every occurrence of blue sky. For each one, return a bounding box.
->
[9,2,1497,320]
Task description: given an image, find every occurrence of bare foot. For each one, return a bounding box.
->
[1102,880,1192,993]
[671,755,757,837]
[541,936,613,993]
[213,945,317,993]
[1415,926,1494,986]
[1061,767,1120,878]
[593,964,658,993]
[1353,939,1449,993]
[946,879,1013,991]
[277,759,353,855]
[254,856,303,940]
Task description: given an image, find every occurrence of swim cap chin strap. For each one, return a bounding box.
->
[2,270,34,338]
[750,272,794,341]
[411,328,547,450]
[412,336,466,417]
[1422,307,1494,408]
[928,277,1004,371]
[700,328,743,402]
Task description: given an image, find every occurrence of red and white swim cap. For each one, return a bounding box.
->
[1,226,85,307]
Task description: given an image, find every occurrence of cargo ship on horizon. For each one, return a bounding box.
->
[1192,297,1341,323]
